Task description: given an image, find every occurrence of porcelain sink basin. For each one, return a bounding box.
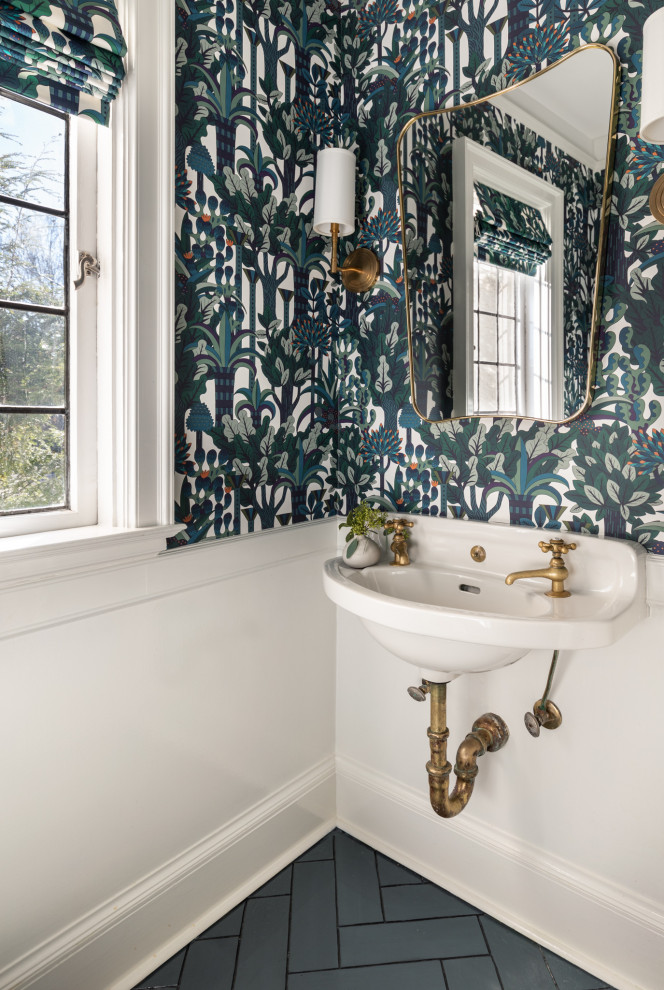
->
[323,516,647,682]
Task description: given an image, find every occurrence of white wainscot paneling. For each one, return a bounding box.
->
[336,558,664,990]
[0,519,338,990]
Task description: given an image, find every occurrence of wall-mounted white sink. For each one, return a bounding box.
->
[323,516,647,682]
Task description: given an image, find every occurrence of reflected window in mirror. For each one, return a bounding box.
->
[472,181,553,418]
[397,44,620,425]
[453,137,564,421]
[473,260,552,418]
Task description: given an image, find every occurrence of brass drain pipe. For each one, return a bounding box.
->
[417,681,509,819]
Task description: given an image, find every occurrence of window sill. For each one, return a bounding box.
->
[0,523,181,590]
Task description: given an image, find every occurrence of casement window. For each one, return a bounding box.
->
[0,90,98,536]
[0,0,174,553]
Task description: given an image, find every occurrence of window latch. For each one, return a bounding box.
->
[74,251,101,289]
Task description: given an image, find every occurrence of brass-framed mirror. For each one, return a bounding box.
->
[397,44,620,425]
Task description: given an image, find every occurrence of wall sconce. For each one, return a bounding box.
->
[312,147,379,293]
[641,7,664,222]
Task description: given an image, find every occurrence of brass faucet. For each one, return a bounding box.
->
[385,517,414,566]
[505,538,577,598]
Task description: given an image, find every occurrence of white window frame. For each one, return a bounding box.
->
[97,0,174,532]
[452,136,564,420]
[0,0,175,558]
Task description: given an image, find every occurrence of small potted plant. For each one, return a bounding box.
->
[339,502,388,568]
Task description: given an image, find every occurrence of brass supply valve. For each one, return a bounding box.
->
[524,699,563,737]
[408,683,430,702]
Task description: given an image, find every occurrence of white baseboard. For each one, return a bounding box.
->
[9,752,663,990]
[336,754,664,990]
[2,757,336,990]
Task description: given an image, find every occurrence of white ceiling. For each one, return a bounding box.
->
[491,47,614,171]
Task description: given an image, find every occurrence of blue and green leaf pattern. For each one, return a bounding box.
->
[0,0,126,123]
[171,0,664,555]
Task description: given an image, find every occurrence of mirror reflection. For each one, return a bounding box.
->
[397,45,619,424]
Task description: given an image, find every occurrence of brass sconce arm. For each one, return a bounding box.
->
[330,222,339,274]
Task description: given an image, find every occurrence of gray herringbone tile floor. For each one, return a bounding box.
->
[132,830,616,990]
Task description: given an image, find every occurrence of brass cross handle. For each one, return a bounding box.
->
[385,518,414,566]
[385,518,415,536]
[538,539,577,556]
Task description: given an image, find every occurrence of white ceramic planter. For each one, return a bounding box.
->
[342,534,382,569]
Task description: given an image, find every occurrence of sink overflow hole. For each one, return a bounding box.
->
[459,583,481,595]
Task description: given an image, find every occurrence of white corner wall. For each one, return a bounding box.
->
[336,577,664,990]
[0,521,337,990]
[4,520,664,990]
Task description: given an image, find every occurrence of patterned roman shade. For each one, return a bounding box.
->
[474,181,552,276]
[0,0,126,124]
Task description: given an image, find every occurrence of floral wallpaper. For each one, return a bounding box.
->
[171,0,664,551]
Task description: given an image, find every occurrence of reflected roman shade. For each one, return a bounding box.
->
[0,0,126,124]
[474,182,552,276]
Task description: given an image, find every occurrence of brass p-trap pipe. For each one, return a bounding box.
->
[423,681,509,819]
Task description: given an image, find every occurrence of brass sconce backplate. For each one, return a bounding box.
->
[341,248,380,293]
[650,173,664,224]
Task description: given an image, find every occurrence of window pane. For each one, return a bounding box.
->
[477,364,498,412]
[477,262,497,311]
[0,412,66,511]
[498,267,515,313]
[0,309,65,405]
[0,204,65,307]
[499,365,516,413]
[478,312,498,363]
[0,97,65,210]
[498,317,515,365]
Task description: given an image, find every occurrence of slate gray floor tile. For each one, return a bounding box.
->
[133,948,185,988]
[296,834,334,861]
[376,853,424,886]
[234,895,290,990]
[289,859,338,972]
[288,960,446,990]
[482,917,556,990]
[131,829,614,990]
[252,865,292,898]
[335,831,382,925]
[382,880,478,921]
[339,915,486,967]
[542,949,614,990]
[198,904,243,938]
[444,955,502,990]
[178,938,238,990]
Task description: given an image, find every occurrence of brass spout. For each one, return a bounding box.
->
[505,539,577,598]
[424,681,509,819]
[505,563,569,594]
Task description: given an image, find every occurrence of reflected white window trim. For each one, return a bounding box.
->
[452,136,564,420]
[0,0,176,559]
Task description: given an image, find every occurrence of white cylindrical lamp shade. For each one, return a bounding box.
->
[312,148,356,236]
[641,7,664,143]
